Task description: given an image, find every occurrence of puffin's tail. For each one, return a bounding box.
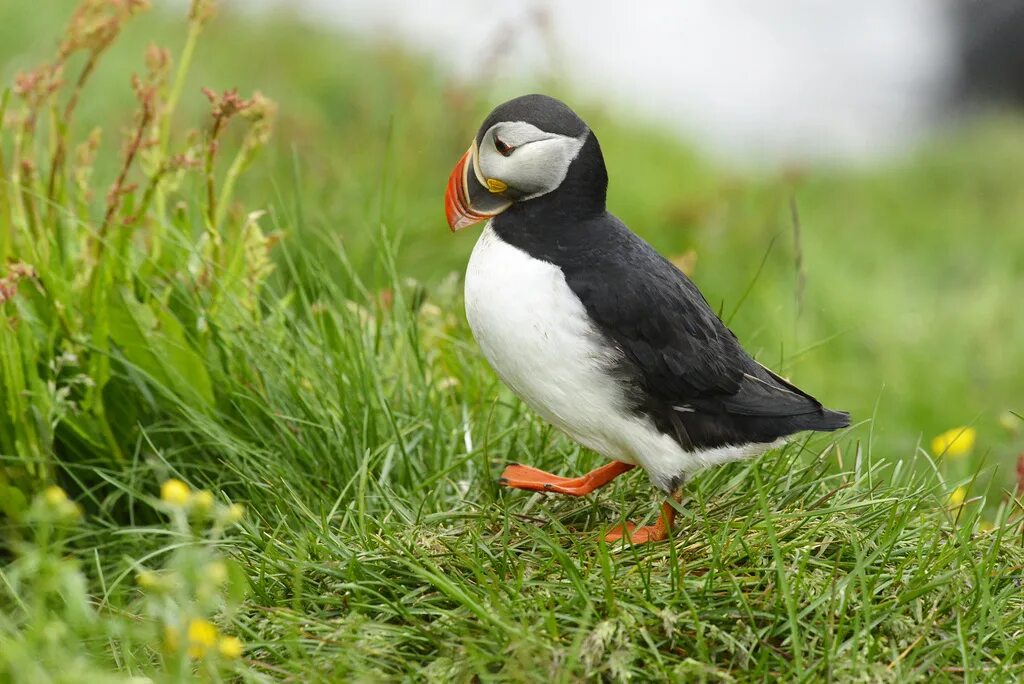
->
[798,407,851,433]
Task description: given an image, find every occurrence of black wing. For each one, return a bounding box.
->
[559,216,848,448]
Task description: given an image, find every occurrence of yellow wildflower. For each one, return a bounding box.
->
[42,485,81,520]
[224,503,245,524]
[930,427,976,458]
[161,479,190,506]
[998,411,1020,434]
[204,560,228,585]
[218,636,244,659]
[191,490,214,513]
[44,486,68,506]
[164,625,180,653]
[948,487,967,506]
[136,570,160,590]
[187,618,219,658]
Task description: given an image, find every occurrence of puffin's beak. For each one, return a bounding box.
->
[445,141,512,231]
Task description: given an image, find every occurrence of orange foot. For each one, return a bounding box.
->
[603,501,677,545]
[499,461,635,496]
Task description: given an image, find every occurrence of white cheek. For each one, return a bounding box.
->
[479,137,584,199]
[506,140,571,193]
[476,145,504,183]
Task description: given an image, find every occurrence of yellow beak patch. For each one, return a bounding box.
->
[485,178,508,194]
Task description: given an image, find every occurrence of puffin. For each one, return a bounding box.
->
[445,94,850,544]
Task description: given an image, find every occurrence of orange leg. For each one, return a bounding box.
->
[604,496,680,545]
[499,461,636,496]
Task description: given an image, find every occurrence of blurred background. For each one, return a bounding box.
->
[2,0,1022,485]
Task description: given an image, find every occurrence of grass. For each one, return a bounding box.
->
[1,1,1023,681]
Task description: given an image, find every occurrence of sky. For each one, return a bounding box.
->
[246,0,957,166]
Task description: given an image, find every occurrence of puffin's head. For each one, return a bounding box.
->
[445,94,606,231]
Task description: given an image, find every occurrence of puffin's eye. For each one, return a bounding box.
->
[494,136,514,157]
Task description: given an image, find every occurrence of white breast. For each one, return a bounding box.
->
[464,225,619,453]
[464,224,781,491]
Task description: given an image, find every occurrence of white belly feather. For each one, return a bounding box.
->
[465,225,633,460]
[466,224,774,489]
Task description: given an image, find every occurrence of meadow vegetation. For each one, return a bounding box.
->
[0,1,1022,681]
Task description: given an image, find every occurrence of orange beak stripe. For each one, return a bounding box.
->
[444,144,510,231]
